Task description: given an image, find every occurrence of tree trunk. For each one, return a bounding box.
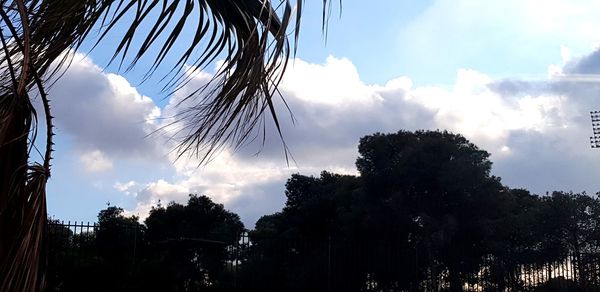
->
[0,102,29,256]
[572,231,586,289]
[0,97,46,292]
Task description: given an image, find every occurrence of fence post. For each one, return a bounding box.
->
[328,235,332,292]
[132,224,137,266]
[415,243,418,292]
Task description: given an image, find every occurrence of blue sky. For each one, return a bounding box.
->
[45,0,600,227]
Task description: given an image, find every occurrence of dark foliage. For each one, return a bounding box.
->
[47,130,600,292]
[141,194,244,292]
[47,195,244,292]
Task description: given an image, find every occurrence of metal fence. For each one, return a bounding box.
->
[46,222,600,292]
[46,221,142,292]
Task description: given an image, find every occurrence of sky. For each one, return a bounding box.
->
[44,0,600,227]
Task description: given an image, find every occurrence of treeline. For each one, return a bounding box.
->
[48,130,600,292]
[47,195,244,292]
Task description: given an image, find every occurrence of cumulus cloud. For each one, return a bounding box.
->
[564,47,600,74]
[50,47,600,226]
[118,50,600,225]
[48,53,164,160]
[231,57,574,165]
[128,149,298,221]
[486,48,600,193]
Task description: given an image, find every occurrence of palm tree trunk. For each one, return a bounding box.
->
[0,100,29,246]
[0,96,47,292]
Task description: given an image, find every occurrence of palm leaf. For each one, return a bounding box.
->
[0,1,335,291]
[94,0,303,163]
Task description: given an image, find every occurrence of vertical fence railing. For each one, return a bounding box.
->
[47,221,143,292]
[47,222,600,292]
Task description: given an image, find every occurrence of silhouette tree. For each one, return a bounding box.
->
[41,129,600,291]
[0,1,333,291]
[357,130,507,291]
[46,219,75,292]
[482,188,545,289]
[247,172,371,291]
[248,130,509,291]
[141,194,244,292]
[45,196,245,292]
[45,207,143,292]
[538,192,600,287]
[95,207,145,292]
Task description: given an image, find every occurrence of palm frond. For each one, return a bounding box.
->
[91,0,315,163]
[0,1,335,291]
[0,1,99,290]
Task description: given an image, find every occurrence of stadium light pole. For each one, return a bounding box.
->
[590,111,600,148]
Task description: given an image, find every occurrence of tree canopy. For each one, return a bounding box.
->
[40,130,600,291]
[245,130,600,291]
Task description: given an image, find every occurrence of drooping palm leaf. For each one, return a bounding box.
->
[96,0,302,163]
[0,1,333,291]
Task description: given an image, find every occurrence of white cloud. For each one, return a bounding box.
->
[126,150,295,220]
[48,53,164,159]
[113,181,137,195]
[121,53,595,225]
[411,69,573,150]
[49,47,600,226]
[79,150,113,173]
[281,56,373,105]
[129,179,190,219]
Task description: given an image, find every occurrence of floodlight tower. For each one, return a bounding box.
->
[591,111,600,148]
